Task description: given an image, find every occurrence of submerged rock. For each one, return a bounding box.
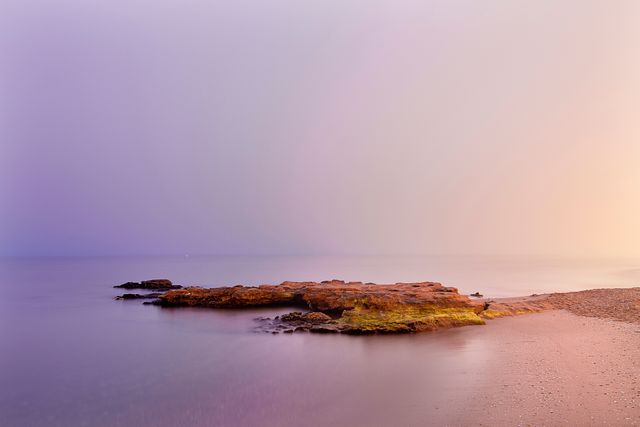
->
[114,279,181,290]
[157,280,488,334]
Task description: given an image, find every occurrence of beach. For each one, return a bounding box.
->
[451,310,640,426]
[145,279,640,425]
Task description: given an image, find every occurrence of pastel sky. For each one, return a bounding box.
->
[2,0,640,257]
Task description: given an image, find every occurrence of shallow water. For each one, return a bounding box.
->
[1,255,639,426]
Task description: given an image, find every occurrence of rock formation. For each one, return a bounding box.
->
[114,277,640,334]
[155,280,489,334]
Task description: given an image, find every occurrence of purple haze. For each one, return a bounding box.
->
[3,0,640,257]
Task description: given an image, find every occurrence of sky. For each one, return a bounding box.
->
[2,0,640,257]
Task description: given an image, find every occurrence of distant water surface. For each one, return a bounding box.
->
[1,255,639,426]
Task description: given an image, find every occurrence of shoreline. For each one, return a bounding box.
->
[112,280,640,424]
[116,279,640,335]
[448,310,640,426]
[487,286,640,324]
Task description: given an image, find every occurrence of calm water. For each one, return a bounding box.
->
[1,255,639,426]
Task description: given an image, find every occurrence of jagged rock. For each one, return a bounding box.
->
[158,280,487,334]
[114,279,181,290]
[280,312,304,322]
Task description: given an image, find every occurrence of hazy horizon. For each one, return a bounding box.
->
[3,0,640,257]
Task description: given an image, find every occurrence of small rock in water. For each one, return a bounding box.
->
[470,292,483,298]
[115,293,163,300]
[280,312,304,322]
[114,279,181,290]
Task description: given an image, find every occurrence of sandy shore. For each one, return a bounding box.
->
[450,310,640,426]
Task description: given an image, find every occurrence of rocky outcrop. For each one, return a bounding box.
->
[115,279,640,334]
[114,279,181,290]
[156,280,487,334]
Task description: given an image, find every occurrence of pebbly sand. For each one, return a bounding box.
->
[449,309,640,426]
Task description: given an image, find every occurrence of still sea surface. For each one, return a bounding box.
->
[1,255,639,426]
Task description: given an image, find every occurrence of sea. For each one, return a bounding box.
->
[1,255,639,426]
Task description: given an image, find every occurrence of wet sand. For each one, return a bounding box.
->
[451,310,640,426]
